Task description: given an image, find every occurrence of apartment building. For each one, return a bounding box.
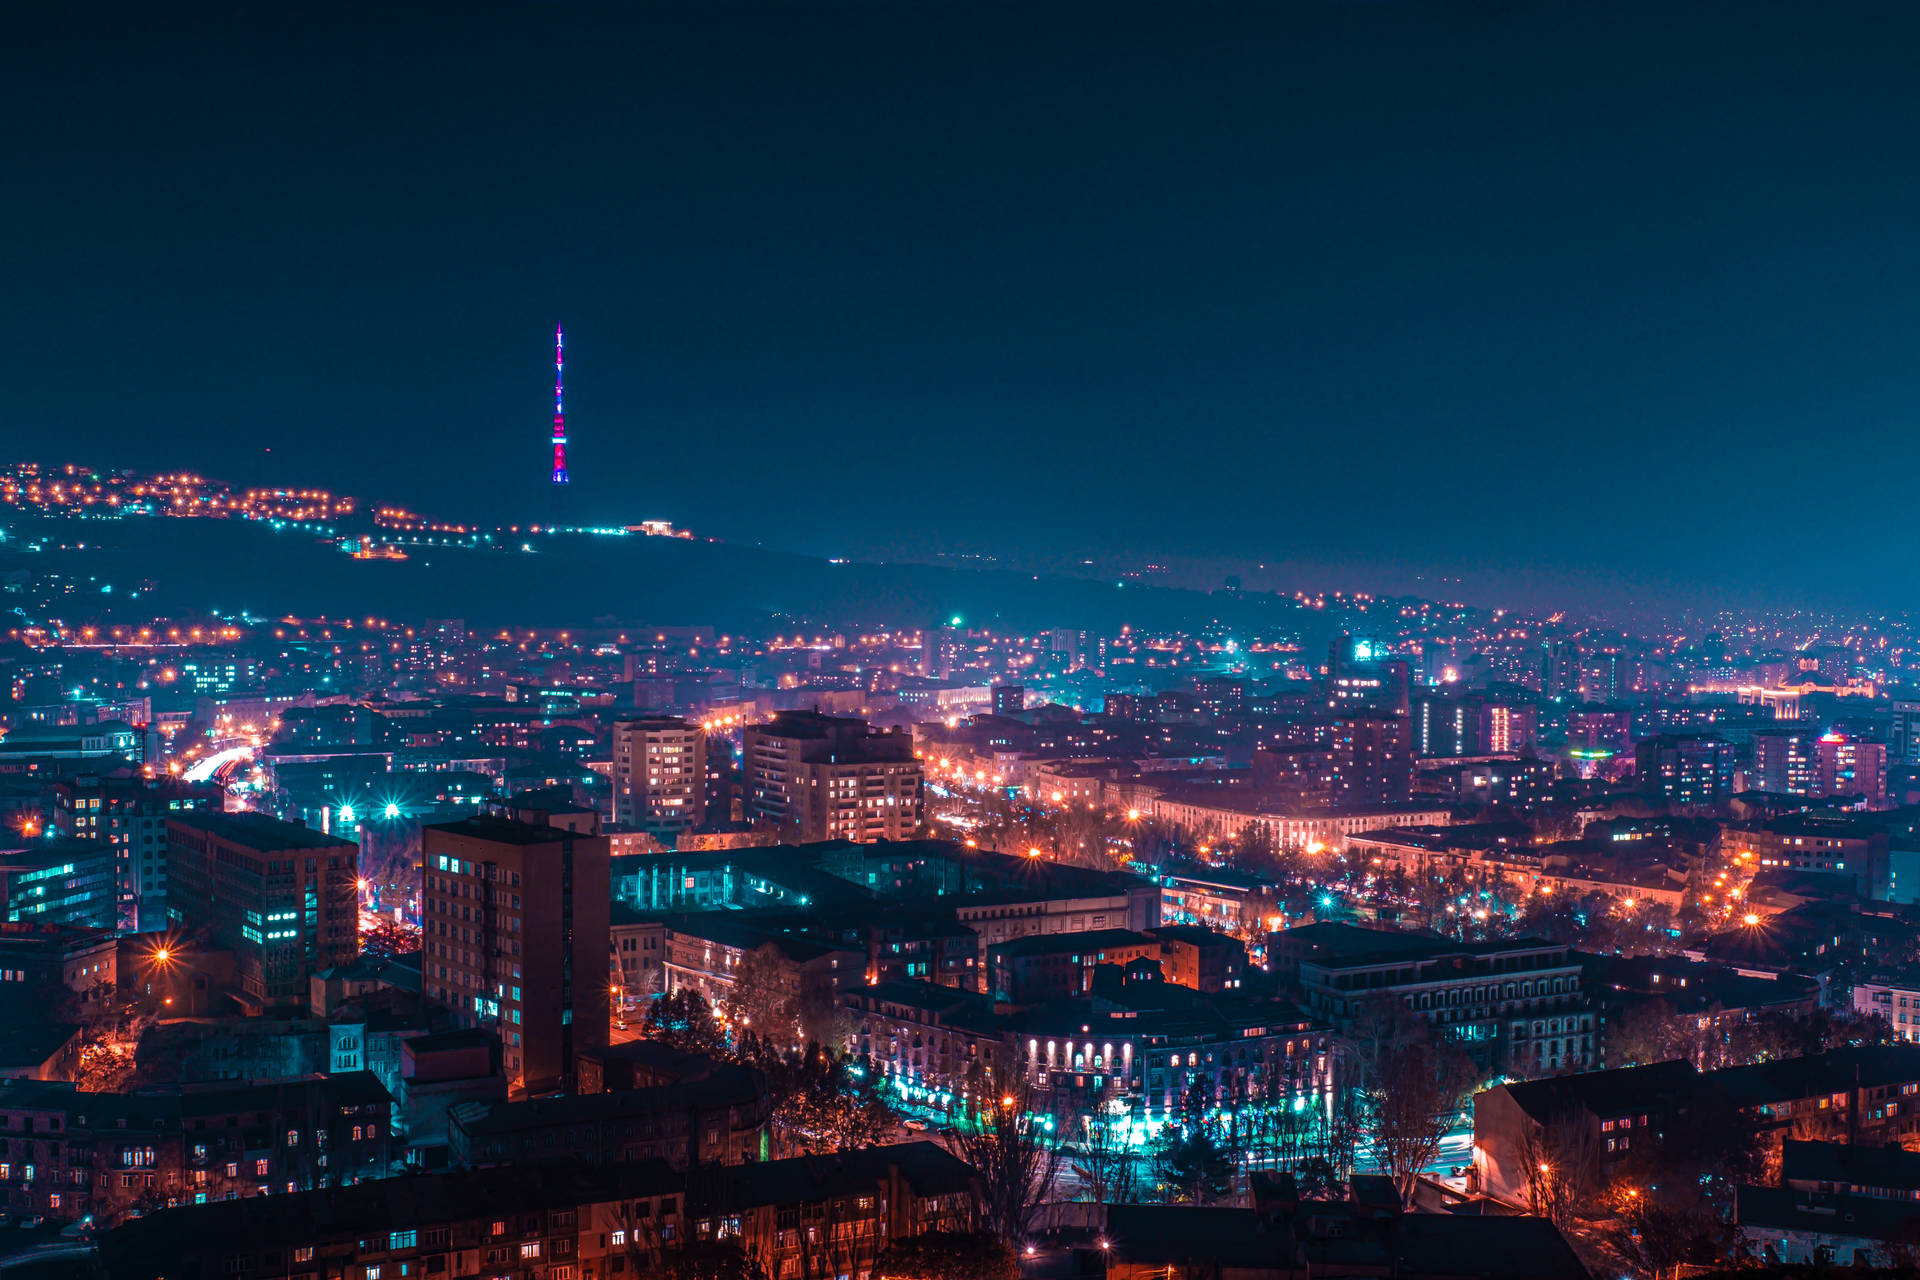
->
[1276,922,1594,1076]
[164,813,359,1012]
[99,1143,980,1280]
[610,716,706,841]
[422,815,610,1094]
[743,712,923,843]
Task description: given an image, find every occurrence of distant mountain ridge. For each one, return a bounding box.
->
[1,514,1332,640]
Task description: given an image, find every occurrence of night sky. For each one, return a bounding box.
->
[8,2,1920,612]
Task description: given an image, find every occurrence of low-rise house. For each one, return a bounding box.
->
[1102,1172,1589,1280]
[97,1142,979,1280]
[395,1029,505,1166]
[1473,1060,1697,1207]
[1475,1045,1920,1207]
[0,1071,391,1225]
[448,1064,771,1169]
[1737,1184,1920,1268]
[1781,1138,1920,1200]
[1711,1044,1920,1146]
[1854,970,1920,1042]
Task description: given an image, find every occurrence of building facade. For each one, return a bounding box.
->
[0,1072,391,1226]
[742,712,924,843]
[844,978,1335,1134]
[1329,713,1413,806]
[448,1065,770,1169]
[1280,923,1595,1076]
[164,814,360,1013]
[0,839,116,929]
[49,775,220,930]
[422,816,610,1093]
[1634,734,1734,807]
[99,1143,980,1280]
[1855,974,1920,1043]
[610,717,707,842]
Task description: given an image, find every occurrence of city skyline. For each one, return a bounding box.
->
[20,5,1920,1277]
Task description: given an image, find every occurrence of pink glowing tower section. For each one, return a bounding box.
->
[550,323,569,485]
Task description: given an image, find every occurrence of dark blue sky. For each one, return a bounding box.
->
[7,1,1920,611]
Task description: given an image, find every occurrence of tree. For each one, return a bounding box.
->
[789,1189,889,1280]
[796,980,853,1050]
[941,1046,1066,1248]
[1602,1083,1764,1275]
[1602,1182,1722,1280]
[1345,995,1421,1071]
[1604,998,1694,1068]
[1359,1033,1476,1205]
[644,987,729,1057]
[722,949,802,1048]
[748,1040,897,1157]
[1303,1088,1362,1195]
[1517,1107,1601,1229]
[657,1241,769,1280]
[1150,1122,1238,1205]
[1232,824,1305,889]
[1073,1081,1142,1205]
[1242,1079,1314,1176]
[1795,1006,1898,1054]
[1145,1078,1241,1205]
[873,1230,1017,1280]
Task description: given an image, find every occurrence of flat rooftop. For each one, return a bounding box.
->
[424,815,572,846]
[168,811,353,850]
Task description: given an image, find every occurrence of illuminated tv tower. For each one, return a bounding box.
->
[550,323,569,486]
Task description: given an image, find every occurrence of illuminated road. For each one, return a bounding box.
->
[1427,1114,1475,1177]
[183,744,254,783]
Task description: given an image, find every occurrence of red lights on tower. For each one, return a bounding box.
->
[550,324,569,486]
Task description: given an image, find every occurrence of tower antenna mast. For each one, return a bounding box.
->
[550,324,569,486]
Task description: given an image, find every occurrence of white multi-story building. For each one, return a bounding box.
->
[611,716,707,839]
